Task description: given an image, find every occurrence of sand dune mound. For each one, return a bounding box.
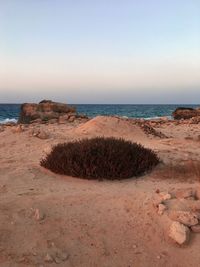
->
[74,116,148,141]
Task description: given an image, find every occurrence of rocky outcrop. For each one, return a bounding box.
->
[18,100,88,124]
[172,107,200,120]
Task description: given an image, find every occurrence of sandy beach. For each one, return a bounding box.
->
[0,115,200,267]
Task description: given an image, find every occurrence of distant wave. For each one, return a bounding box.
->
[0,118,17,124]
[145,116,172,120]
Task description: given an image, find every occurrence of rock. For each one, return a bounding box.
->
[68,115,76,122]
[12,125,24,133]
[58,114,70,124]
[43,145,52,154]
[37,130,49,139]
[195,188,200,200]
[172,107,200,120]
[48,119,58,124]
[29,128,49,139]
[153,192,171,208]
[33,208,45,221]
[189,200,200,212]
[169,222,190,245]
[191,224,200,233]
[53,251,69,263]
[0,126,4,132]
[44,253,54,263]
[159,192,172,201]
[158,204,167,215]
[196,135,200,141]
[168,211,199,226]
[175,188,194,199]
[18,100,76,124]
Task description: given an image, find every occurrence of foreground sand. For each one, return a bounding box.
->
[0,116,200,267]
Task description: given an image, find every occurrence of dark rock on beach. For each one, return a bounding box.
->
[18,100,88,124]
[172,107,200,120]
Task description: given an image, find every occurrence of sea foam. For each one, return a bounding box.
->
[0,118,17,124]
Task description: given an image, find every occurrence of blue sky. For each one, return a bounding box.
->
[0,0,200,103]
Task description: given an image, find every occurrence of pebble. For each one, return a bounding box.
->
[33,208,45,221]
[44,253,54,263]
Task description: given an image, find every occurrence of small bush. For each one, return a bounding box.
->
[40,137,159,180]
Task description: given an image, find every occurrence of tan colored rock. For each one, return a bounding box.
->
[33,208,45,221]
[159,192,172,201]
[18,100,76,124]
[58,114,70,124]
[37,130,49,139]
[12,125,24,133]
[153,192,171,208]
[169,222,190,245]
[44,253,54,263]
[191,224,200,233]
[168,211,198,226]
[48,119,58,124]
[29,128,49,139]
[195,188,200,200]
[157,204,167,215]
[175,188,194,199]
[43,145,52,155]
[68,115,76,122]
[189,200,200,212]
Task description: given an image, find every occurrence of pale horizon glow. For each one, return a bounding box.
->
[0,0,200,104]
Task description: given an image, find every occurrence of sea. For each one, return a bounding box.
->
[0,104,199,124]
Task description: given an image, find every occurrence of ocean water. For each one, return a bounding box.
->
[0,104,199,124]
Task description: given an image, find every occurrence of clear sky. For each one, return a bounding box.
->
[0,0,200,104]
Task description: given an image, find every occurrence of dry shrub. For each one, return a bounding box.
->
[40,137,159,180]
[153,160,200,181]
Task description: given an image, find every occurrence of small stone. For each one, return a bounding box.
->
[189,200,200,212]
[195,188,200,200]
[191,225,200,233]
[158,204,167,215]
[29,128,49,139]
[58,251,69,261]
[12,125,24,133]
[54,250,69,262]
[169,222,190,245]
[168,211,198,227]
[159,192,172,201]
[153,192,171,208]
[37,130,49,139]
[175,188,194,199]
[68,115,76,122]
[0,126,4,132]
[44,253,54,263]
[33,208,45,221]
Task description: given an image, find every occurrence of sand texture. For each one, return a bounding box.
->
[0,116,200,267]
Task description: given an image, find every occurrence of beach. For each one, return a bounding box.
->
[0,113,200,267]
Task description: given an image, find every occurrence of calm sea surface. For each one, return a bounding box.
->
[0,104,199,123]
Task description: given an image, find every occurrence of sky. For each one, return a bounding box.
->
[0,0,200,104]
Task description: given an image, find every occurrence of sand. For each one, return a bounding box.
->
[0,116,200,267]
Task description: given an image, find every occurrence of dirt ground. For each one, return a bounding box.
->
[0,116,200,267]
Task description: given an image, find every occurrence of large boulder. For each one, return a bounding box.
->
[18,100,78,124]
[172,107,200,120]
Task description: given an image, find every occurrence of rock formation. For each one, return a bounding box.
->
[172,107,200,120]
[18,100,88,124]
